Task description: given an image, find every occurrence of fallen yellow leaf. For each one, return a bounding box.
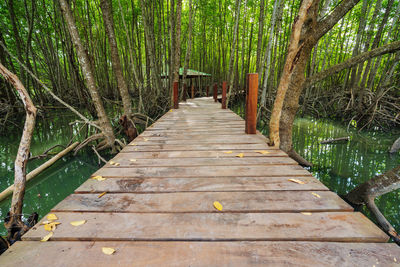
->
[114,163,120,166]
[129,159,137,162]
[40,231,53,242]
[254,150,270,155]
[301,212,312,215]
[394,257,397,262]
[311,192,321,198]
[134,148,138,151]
[70,220,86,226]
[102,247,116,255]
[109,161,115,165]
[288,178,306,184]
[40,220,52,225]
[236,153,244,158]
[98,192,107,198]
[44,224,52,232]
[129,143,137,146]
[91,175,106,181]
[144,138,149,141]
[223,151,233,154]
[169,109,173,112]
[213,201,223,211]
[47,214,58,221]
[43,222,60,232]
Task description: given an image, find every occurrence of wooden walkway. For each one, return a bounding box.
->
[1,97,399,266]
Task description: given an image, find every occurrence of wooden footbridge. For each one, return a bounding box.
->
[1,77,400,266]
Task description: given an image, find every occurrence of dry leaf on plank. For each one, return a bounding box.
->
[40,231,53,242]
[288,178,306,184]
[70,220,87,226]
[102,247,116,255]
[213,201,223,211]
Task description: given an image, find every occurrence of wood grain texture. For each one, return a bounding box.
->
[75,176,329,193]
[53,191,352,213]
[2,97,398,265]
[23,212,388,242]
[2,241,399,267]
[92,165,311,178]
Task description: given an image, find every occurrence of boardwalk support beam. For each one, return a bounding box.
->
[173,81,179,109]
[213,83,218,102]
[222,81,227,109]
[245,73,258,134]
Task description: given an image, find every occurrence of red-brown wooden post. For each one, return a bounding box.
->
[221,81,227,109]
[173,81,179,109]
[245,73,258,134]
[183,83,187,102]
[213,83,218,102]
[191,84,194,99]
[206,85,209,97]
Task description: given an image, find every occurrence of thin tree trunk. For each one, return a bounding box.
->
[100,0,132,117]
[260,0,281,108]
[182,0,194,95]
[226,0,241,106]
[0,63,36,242]
[59,0,116,151]
[256,0,266,77]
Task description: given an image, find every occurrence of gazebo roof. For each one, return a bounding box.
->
[161,68,211,79]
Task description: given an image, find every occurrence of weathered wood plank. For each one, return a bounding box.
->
[2,241,399,267]
[75,176,328,193]
[105,156,297,167]
[92,165,311,178]
[23,212,388,242]
[52,191,352,213]
[118,150,285,158]
[122,143,273,152]
[132,134,266,141]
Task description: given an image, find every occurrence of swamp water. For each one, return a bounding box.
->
[0,110,399,236]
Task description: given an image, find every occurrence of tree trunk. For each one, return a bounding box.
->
[345,165,400,244]
[269,0,361,166]
[59,0,116,151]
[256,0,266,77]
[0,63,36,242]
[182,0,194,97]
[260,0,281,108]
[100,0,132,117]
[172,0,182,86]
[226,0,241,106]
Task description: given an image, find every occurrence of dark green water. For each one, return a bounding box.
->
[0,112,100,236]
[0,109,399,237]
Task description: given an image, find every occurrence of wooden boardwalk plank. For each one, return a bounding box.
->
[92,165,311,178]
[53,191,352,213]
[104,156,297,167]
[2,241,399,267]
[2,97,399,265]
[75,176,329,193]
[23,212,388,242]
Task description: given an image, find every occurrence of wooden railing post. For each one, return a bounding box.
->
[173,81,179,109]
[191,84,194,99]
[213,83,218,102]
[206,85,209,97]
[221,81,227,109]
[245,73,258,134]
[183,83,187,102]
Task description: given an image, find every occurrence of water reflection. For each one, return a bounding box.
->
[291,117,400,230]
[0,112,100,235]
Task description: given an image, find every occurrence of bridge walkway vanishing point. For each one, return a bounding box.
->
[1,97,400,266]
